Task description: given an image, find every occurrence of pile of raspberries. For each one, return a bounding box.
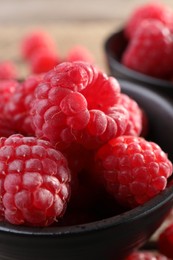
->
[0,59,172,226]
[122,2,173,80]
[0,22,172,259]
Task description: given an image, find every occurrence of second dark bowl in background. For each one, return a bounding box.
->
[104,30,173,101]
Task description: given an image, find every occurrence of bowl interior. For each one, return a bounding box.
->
[0,81,173,260]
[0,80,172,235]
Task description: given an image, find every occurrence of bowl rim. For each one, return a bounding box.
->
[104,29,173,89]
[0,81,173,237]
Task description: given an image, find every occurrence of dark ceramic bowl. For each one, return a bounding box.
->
[0,81,173,260]
[104,29,173,101]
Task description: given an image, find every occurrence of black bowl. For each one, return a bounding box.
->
[0,81,173,260]
[104,29,173,101]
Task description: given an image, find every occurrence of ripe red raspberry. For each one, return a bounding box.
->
[5,74,44,136]
[0,134,71,226]
[0,61,17,80]
[125,2,173,39]
[31,61,127,151]
[158,223,173,258]
[116,93,143,136]
[21,30,56,60]
[29,49,60,74]
[0,80,18,137]
[94,136,172,208]
[66,45,94,64]
[0,80,18,116]
[126,251,169,260]
[122,20,173,79]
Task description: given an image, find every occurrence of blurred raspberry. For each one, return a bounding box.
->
[66,45,94,64]
[5,74,44,136]
[158,223,173,258]
[94,135,172,208]
[0,134,71,226]
[125,2,173,39]
[122,20,173,79]
[0,61,17,80]
[29,49,60,74]
[21,30,56,60]
[126,251,169,260]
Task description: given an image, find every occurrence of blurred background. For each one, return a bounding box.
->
[0,0,173,24]
[0,0,173,77]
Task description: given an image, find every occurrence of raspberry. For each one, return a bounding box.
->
[0,61,17,80]
[29,49,60,74]
[0,80,18,137]
[125,2,173,39]
[122,20,173,79]
[66,45,94,64]
[31,61,126,151]
[21,30,56,60]
[158,223,173,258]
[0,134,71,226]
[116,93,143,136]
[5,74,44,136]
[0,80,18,116]
[94,136,172,208]
[126,251,169,260]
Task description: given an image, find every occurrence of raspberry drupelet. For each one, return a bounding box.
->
[31,61,130,151]
[0,134,71,226]
[94,136,172,208]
